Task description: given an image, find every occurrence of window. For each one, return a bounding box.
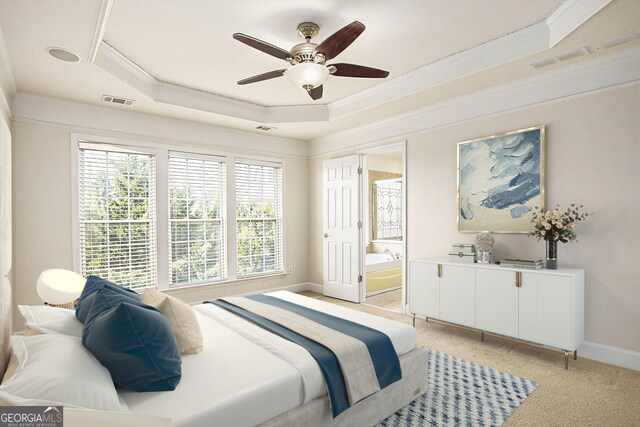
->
[235,161,284,277]
[74,138,285,290]
[78,144,156,291]
[169,154,226,285]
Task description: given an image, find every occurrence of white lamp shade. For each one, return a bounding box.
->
[37,269,86,305]
[286,63,329,89]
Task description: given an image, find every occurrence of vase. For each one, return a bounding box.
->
[477,251,492,263]
[546,239,558,269]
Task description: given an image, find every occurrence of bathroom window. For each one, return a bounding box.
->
[373,178,403,240]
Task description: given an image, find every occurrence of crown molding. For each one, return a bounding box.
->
[88,0,114,63]
[546,0,612,47]
[308,45,640,157]
[10,93,308,158]
[0,26,16,121]
[88,1,606,125]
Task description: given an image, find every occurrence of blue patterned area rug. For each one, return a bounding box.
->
[377,349,538,427]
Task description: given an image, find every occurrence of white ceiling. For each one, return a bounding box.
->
[0,0,638,141]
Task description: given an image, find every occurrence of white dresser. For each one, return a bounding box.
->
[409,257,584,369]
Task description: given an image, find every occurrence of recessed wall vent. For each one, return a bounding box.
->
[556,47,590,63]
[256,125,277,131]
[529,57,559,69]
[102,94,134,106]
[594,32,639,51]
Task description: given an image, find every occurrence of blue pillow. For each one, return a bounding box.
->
[76,276,139,324]
[82,301,182,392]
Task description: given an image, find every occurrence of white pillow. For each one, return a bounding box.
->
[18,305,83,336]
[0,334,128,412]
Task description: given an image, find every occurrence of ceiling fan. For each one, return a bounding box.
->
[233,21,389,100]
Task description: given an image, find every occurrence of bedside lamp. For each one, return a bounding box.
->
[37,269,86,309]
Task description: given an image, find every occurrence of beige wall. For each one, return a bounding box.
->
[11,121,309,327]
[309,84,640,353]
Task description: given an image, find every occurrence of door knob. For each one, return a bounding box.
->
[323,233,329,238]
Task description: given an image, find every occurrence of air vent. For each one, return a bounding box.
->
[102,94,134,106]
[256,125,277,131]
[594,32,639,51]
[556,47,590,62]
[529,57,558,70]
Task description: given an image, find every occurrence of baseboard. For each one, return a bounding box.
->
[579,341,640,371]
[306,282,324,294]
[240,282,311,296]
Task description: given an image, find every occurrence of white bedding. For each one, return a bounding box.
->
[120,291,416,427]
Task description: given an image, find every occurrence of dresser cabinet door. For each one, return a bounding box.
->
[409,262,439,318]
[476,269,519,337]
[439,264,475,327]
[518,273,572,349]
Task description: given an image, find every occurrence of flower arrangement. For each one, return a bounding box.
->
[530,204,589,242]
[474,232,495,252]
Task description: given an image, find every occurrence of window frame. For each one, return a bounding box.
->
[71,134,287,291]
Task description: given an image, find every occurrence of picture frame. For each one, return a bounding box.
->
[457,125,545,233]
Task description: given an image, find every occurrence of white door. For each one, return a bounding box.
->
[519,273,571,349]
[439,264,476,327]
[476,269,519,337]
[323,155,361,302]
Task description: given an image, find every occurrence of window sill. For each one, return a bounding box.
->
[161,272,288,295]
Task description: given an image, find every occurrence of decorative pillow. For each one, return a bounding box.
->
[141,289,203,355]
[0,334,127,411]
[18,305,83,336]
[83,301,182,392]
[75,275,140,324]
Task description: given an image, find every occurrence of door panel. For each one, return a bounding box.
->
[409,262,440,317]
[476,269,519,336]
[323,156,361,302]
[439,264,475,327]
[519,273,571,348]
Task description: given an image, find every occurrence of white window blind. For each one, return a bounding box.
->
[168,154,226,286]
[235,161,283,277]
[78,146,157,291]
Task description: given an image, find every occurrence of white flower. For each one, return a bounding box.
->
[557,223,563,229]
[541,230,546,235]
[544,223,551,230]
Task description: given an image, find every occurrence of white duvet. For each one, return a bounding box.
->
[120,291,415,427]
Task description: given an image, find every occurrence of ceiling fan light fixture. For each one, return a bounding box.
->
[286,63,329,91]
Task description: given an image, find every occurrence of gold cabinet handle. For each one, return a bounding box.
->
[437,264,442,278]
[515,271,522,287]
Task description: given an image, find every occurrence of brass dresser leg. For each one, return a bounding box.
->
[574,349,577,360]
[481,331,485,342]
[412,314,416,327]
[564,351,569,370]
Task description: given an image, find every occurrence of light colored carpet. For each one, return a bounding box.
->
[299,291,640,427]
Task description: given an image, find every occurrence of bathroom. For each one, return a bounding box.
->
[363,148,404,312]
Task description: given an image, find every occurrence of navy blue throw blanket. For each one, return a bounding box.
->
[205,295,401,418]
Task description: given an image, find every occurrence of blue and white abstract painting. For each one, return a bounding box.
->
[458,126,544,233]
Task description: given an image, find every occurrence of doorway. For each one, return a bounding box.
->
[361,143,406,313]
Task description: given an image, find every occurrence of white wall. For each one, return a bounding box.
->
[308,84,640,356]
[11,119,309,327]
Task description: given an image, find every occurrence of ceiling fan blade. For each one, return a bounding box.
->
[233,33,290,60]
[330,63,389,78]
[315,21,365,61]
[237,69,286,85]
[308,85,323,100]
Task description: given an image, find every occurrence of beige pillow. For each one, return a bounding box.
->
[142,289,203,354]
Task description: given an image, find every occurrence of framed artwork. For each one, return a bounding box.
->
[457,126,545,233]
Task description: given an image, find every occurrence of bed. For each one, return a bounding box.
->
[0,281,428,427]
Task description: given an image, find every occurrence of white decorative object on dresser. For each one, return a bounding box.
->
[409,258,584,369]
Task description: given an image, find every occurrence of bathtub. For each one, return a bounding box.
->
[366,253,402,295]
[366,253,401,272]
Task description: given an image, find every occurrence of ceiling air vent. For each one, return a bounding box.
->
[256,125,277,131]
[556,47,590,63]
[594,32,639,51]
[102,94,134,106]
